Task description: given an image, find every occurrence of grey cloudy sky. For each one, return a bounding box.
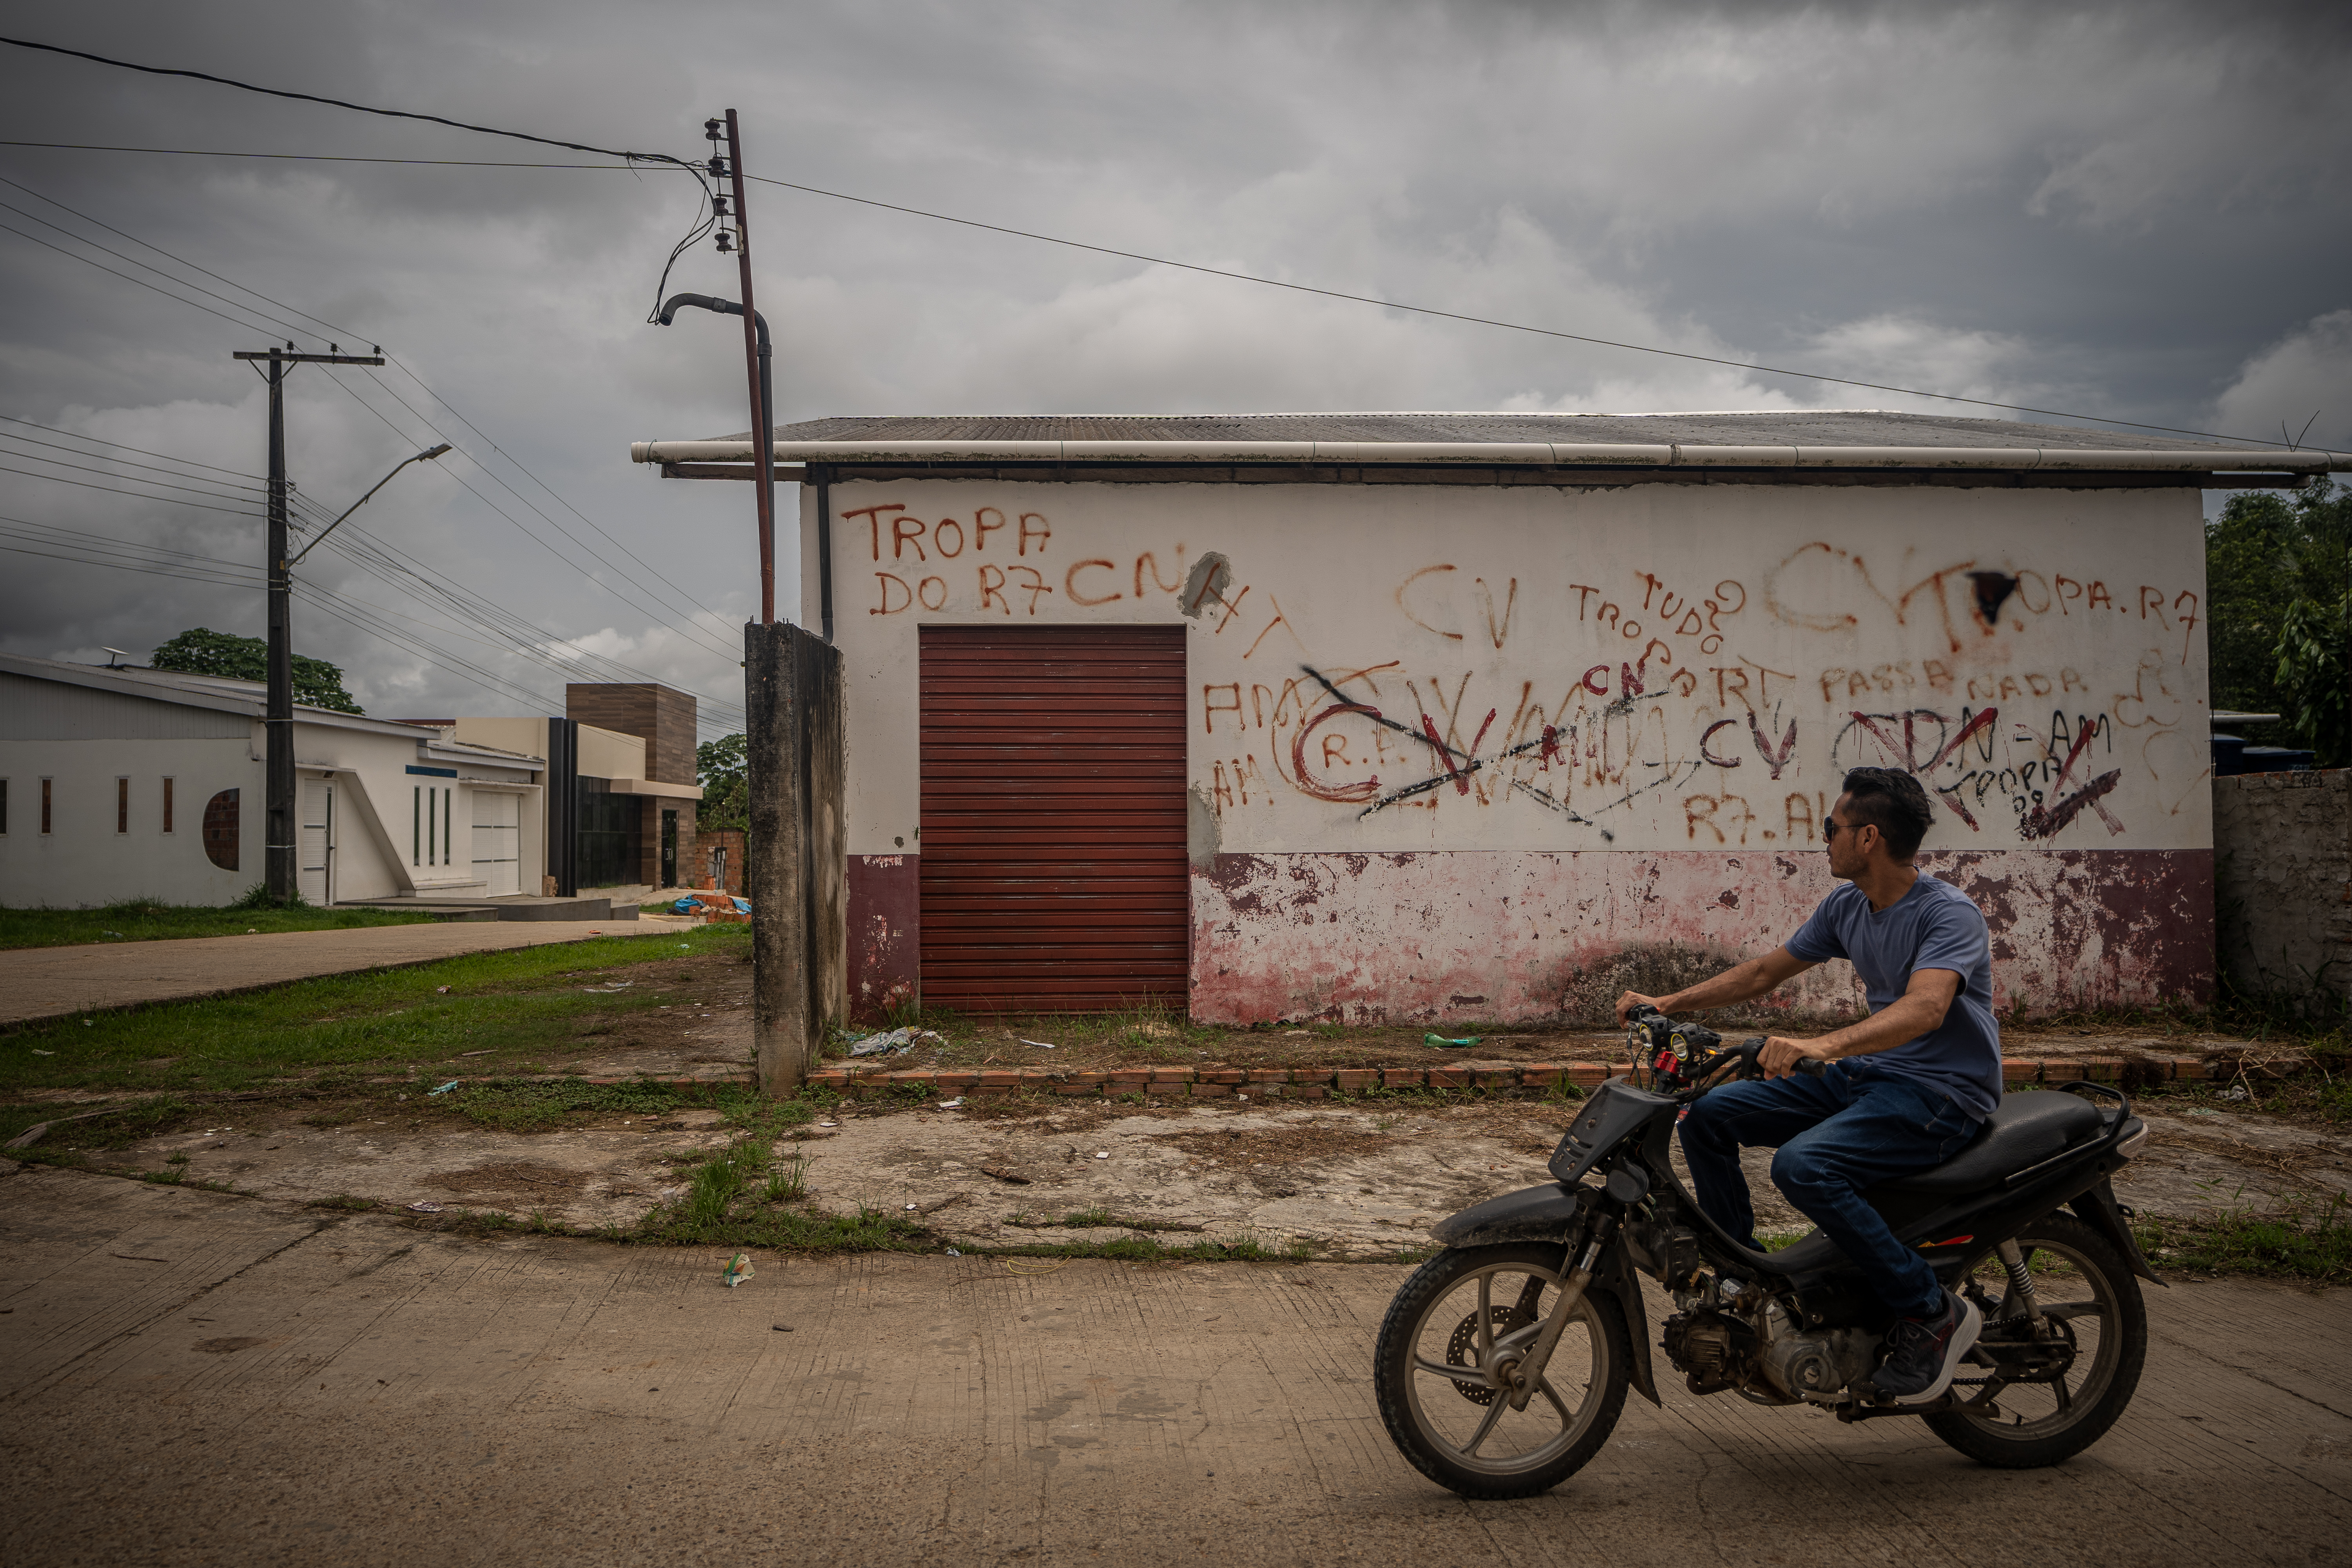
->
[2,0,2345,735]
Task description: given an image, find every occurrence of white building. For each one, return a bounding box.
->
[635,409,2348,1024]
[0,654,546,908]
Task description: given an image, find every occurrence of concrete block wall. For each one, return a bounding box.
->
[2213,770,2351,1016]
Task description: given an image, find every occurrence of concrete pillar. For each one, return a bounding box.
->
[746,621,846,1095]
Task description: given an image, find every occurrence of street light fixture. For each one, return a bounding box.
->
[288,443,452,566]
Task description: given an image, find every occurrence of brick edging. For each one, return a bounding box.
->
[804,1056,2213,1099]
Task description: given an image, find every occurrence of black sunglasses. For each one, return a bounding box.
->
[1823,817,1873,843]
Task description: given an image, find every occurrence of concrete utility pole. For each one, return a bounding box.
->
[232,344,386,904]
[715,109,777,624]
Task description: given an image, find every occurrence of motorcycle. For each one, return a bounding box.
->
[1372,1004,2156,1499]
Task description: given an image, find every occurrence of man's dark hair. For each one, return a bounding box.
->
[1840,767,1935,860]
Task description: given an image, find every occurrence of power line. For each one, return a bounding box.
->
[281,485,748,726]
[0,432,261,504]
[0,193,330,345]
[0,38,701,168]
[0,459,263,516]
[0,412,266,480]
[0,169,752,657]
[0,171,752,673]
[0,140,645,169]
[0,134,2294,446]
[312,367,747,668]
[0,217,296,339]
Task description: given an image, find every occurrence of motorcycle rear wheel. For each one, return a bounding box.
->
[1926,1213,2146,1468]
[1373,1242,1630,1499]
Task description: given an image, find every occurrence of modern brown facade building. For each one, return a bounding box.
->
[565,683,700,889]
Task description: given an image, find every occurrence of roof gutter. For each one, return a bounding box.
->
[628,438,2348,473]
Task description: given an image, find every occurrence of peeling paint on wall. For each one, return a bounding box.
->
[1191,848,2213,1025]
[847,854,920,1022]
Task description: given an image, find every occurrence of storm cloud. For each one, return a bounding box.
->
[2,0,2345,728]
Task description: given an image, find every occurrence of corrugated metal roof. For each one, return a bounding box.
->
[740,410,2245,452]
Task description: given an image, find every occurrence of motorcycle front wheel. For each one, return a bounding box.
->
[1372,1242,1631,1499]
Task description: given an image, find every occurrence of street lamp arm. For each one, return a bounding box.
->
[287,443,452,566]
[656,292,769,355]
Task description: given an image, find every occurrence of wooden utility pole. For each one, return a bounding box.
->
[232,344,383,903]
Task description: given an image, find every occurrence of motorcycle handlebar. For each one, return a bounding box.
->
[1735,1037,1829,1078]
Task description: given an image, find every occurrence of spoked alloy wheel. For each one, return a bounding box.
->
[1373,1243,1630,1499]
[1927,1213,2146,1468]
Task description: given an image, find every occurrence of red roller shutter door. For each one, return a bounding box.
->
[919,624,1189,1011]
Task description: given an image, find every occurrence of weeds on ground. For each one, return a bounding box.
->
[984,1235,1313,1263]
[430,1074,758,1133]
[0,925,752,1093]
[2136,1195,2352,1283]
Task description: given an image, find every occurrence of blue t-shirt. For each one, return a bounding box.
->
[1784,875,2002,1118]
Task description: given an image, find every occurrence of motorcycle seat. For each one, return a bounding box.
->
[1871,1090,2103,1196]
[1739,1091,2106,1277]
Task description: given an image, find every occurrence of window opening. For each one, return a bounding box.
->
[162,776,175,833]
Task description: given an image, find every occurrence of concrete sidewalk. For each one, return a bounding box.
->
[2,1163,2345,1566]
[0,919,685,1026]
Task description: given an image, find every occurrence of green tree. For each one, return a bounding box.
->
[697,731,749,833]
[2204,480,2350,763]
[149,627,364,714]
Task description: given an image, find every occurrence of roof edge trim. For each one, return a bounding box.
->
[629,438,2346,473]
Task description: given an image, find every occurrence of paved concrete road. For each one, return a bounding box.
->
[0,920,680,1025]
[2,1164,2347,1568]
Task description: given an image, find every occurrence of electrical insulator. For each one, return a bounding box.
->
[712,197,730,216]
[716,232,734,252]
[708,156,728,177]
[705,119,725,139]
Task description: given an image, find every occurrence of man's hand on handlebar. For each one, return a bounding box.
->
[1759,1035,1838,1080]
[1615,991,1663,1026]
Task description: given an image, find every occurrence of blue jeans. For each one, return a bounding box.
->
[1678,1065,1980,1319]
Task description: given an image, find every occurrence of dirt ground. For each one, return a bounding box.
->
[506,943,2259,1082]
[58,1078,2352,1260]
[20,941,2344,1257]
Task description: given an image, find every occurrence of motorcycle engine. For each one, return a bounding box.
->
[1661,1310,1751,1395]
[1751,1299,1878,1402]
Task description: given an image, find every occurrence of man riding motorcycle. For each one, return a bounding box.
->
[1615,765,2002,1404]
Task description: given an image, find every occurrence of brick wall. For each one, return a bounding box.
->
[565,684,697,784]
[688,827,746,893]
[2214,769,2351,1016]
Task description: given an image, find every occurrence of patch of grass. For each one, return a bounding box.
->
[2137,1196,2352,1283]
[0,925,751,1094]
[434,1074,756,1134]
[0,899,438,950]
[31,1096,205,1150]
[760,1153,810,1204]
[1013,1207,1208,1235]
[309,1194,378,1212]
[141,1167,185,1185]
[983,1235,1312,1262]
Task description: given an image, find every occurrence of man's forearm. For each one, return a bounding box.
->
[1810,993,1945,1060]
[1660,956,1786,1014]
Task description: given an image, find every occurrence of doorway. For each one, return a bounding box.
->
[917,624,1188,1011]
[298,779,335,906]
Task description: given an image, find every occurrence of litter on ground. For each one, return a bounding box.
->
[1019,1038,1058,1050]
[426,1080,460,1096]
[849,1027,944,1057]
[1424,1034,1485,1048]
[722,1252,755,1288]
